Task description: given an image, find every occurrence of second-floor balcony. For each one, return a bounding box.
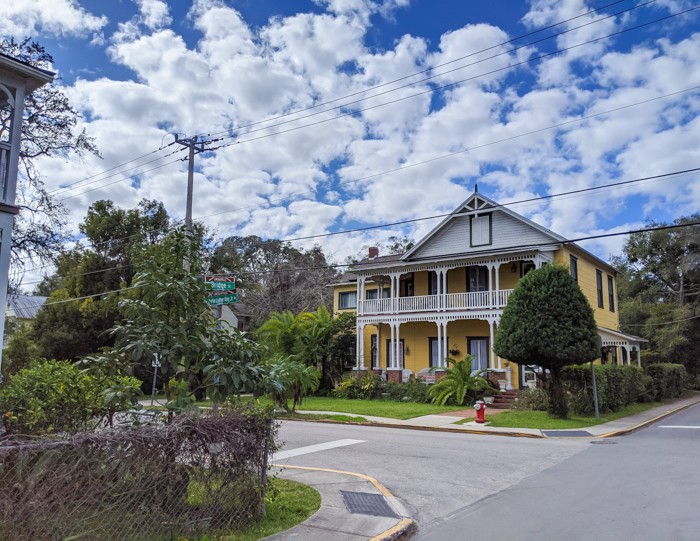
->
[358,289,514,315]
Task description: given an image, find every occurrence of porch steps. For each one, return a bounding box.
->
[488,390,518,410]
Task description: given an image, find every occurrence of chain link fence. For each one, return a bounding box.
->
[0,407,276,541]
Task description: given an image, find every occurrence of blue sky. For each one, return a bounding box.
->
[3,0,700,278]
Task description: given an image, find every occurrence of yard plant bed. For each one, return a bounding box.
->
[468,400,681,429]
[187,478,321,541]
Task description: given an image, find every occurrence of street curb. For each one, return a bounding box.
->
[596,396,700,438]
[276,417,543,438]
[272,464,415,540]
[370,518,417,541]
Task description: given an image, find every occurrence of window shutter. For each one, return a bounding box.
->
[472,216,490,246]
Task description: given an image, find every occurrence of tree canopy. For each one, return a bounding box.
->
[493,263,599,418]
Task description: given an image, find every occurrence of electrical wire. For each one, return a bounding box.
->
[40,220,700,305]
[623,314,700,327]
[198,85,700,221]
[192,0,634,140]
[204,5,698,152]
[41,0,634,200]
[202,0,659,146]
[48,141,180,196]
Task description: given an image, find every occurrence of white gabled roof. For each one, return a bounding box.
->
[401,191,566,261]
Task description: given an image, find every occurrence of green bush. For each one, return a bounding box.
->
[331,375,431,403]
[0,360,142,435]
[1,324,42,379]
[644,363,686,400]
[562,364,648,415]
[510,388,548,411]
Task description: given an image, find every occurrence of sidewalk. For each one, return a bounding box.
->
[264,465,413,540]
[293,393,700,438]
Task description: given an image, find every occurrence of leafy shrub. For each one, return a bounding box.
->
[1,324,42,379]
[510,388,548,411]
[644,363,686,400]
[0,360,142,435]
[562,364,647,415]
[428,357,491,406]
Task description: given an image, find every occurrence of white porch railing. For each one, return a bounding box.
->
[359,289,514,315]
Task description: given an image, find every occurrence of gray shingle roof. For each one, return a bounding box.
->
[6,295,47,319]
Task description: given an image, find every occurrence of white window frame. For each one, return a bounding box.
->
[338,291,357,309]
[470,214,491,247]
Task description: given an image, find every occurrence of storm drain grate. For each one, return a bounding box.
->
[340,491,399,518]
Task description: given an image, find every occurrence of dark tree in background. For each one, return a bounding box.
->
[32,199,170,361]
[613,215,700,377]
[210,236,338,328]
[0,38,100,274]
[494,263,599,419]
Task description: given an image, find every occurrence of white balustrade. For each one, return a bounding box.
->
[358,289,514,315]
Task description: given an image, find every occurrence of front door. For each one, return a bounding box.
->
[468,338,489,372]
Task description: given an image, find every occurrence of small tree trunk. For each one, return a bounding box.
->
[546,365,569,419]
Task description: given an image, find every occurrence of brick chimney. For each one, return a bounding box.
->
[368,247,379,259]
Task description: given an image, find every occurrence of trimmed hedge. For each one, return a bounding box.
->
[644,363,686,401]
[562,364,649,415]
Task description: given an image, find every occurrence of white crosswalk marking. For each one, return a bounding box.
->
[659,425,700,429]
[273,439,366,461]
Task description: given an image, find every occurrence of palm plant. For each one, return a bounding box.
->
[264,356,321,412]
[427,356,494,406]
[257,310,314,356]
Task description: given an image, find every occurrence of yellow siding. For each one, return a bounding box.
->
[498,261,521,290]
[554,247,619,330]
[333,283,357,315]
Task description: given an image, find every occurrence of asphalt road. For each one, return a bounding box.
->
[274,403,700,540]
[416,402,700,541]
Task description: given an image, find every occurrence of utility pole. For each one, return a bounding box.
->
[174,135,204,271]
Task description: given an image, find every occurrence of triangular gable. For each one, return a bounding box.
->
[402,191,566,261]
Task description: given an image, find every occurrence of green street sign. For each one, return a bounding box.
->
[206,276,236,290]
[207,293,237,305]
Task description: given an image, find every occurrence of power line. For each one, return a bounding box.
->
[203,0,658,147]
[198,85,700,221]
[193,0,633,140]
[40,221,700,305]
[29,206,700,288]
[48,141,180,196]
[204,5,698,152]
[623,314,700,327]
[58,157,185,202]
[42,0,633,202]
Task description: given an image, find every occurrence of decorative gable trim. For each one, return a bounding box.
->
[401,191,565,261]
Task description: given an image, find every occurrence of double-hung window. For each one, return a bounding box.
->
[570,256,578,283]
[596,270,604,308]
[365,289,378,300]
[338,291,357,309]
[608,275,615,312]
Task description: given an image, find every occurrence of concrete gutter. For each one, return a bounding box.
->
[265,465,415,540]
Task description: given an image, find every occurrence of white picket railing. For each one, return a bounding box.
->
[358,289,514,315]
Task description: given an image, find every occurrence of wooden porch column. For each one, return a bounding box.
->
[376,324,381,369]
[495,263,501,306]
[436,319,442,367]
[396,322,402,369]
[443,320,449,365]
[489,319,495,369]
[389,323,395,368]
[355,320,361,369]
[487,264,493,308]
[358,323,365,368]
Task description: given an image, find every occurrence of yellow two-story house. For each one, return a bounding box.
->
[332,190,647,389]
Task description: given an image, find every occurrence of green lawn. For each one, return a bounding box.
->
[192,478,320,541]
[278,413,369,422]
[281,397,466,420]
[197,396,466,420]
[460,401,673,430]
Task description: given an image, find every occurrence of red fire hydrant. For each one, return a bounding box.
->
[474,400,486,423]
